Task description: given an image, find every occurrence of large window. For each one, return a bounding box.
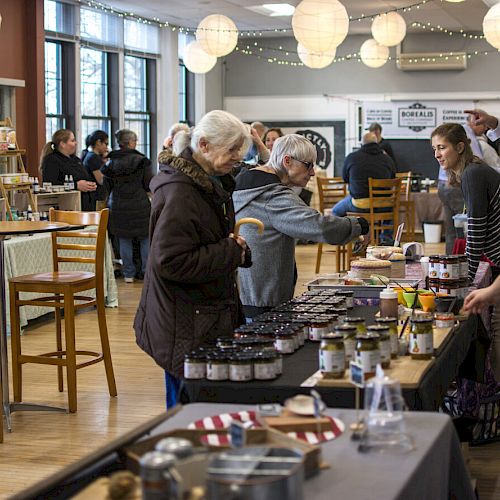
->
[45,41,65,141]
[80,7,122,46]
[44,0,74,34]
[124,20,159,54]
[80,47,110,147]
[124,55,151,156]
[178,62,187,123]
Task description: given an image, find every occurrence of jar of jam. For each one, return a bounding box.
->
[254,352,277,380]
[309,317,330,341]
[367,325,391,369]
[409,317,434,360]
[439,256,459,281]
[274,331,295,354]
[274,351,283,375]
[429,255,441,279]
[355,334,381,379]
[343,317,367,335]
[329,307,348,323]
[375,317,399,359]
[206,353,229,381]
[334,324,358,367]
[458,255,468,280]
[319,333,345,379]
[184,352,206,380]
[336,290,354,309]
[229,353,253,382]
[429,279,440,295]
[439,280,460,297]
[435,312,455,328]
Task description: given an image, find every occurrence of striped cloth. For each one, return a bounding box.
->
[462,162,500,280]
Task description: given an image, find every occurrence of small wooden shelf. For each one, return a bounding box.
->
[0,149,26,156]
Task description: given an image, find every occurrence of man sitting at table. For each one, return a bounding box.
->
[332,132,396,217]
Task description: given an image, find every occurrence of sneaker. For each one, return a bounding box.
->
[124,277,134,283]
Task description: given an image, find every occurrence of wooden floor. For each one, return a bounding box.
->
[0,242,498,498]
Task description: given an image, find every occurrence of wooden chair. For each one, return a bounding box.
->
[9,208,117,413]
[396,171,415,241]
[367,178,402,245]
[315,177,353,273]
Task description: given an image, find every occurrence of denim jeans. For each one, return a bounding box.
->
[119,237,149,278]
[332,195,369,217]
[165,371,181,409]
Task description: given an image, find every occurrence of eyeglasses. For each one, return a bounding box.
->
[291,156,315,171]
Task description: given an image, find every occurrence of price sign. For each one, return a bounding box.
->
[349,361,365,388]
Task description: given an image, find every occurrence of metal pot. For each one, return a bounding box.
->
[207,447,304,500]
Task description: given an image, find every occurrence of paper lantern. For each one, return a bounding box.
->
[360,39,390,68]
[297,42,335,69]
[483,3,500,50]
[196,14,238,57]
[292,0,349,53]
[371,11,406,47]
[183,41,217,74]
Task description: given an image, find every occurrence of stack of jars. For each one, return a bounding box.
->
[428,255,469,297]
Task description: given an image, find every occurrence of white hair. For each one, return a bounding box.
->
[191,110,250,154]
[167,122,190,140]
[173,130,191,155]
[267,134,317,177]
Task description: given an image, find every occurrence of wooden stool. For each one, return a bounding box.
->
[9,208,117,413]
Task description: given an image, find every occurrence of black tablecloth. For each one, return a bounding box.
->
[181,306,480,411]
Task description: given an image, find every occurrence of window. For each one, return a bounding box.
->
[44,0,74,34]
[124,55,151,156]
[45,41,65,141]
[80,47,110,146]
[80,8,122,47]
[178,62,187,123]
[124,20,159,54]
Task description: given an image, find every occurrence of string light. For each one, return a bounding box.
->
[411,21,485,39]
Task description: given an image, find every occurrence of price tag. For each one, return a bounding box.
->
[349,361,365,388]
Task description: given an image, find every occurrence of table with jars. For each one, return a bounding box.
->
[181,289,481,411]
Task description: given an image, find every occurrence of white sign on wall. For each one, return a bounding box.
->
[363,101,473,138]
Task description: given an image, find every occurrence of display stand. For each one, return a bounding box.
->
[0,117,37,219]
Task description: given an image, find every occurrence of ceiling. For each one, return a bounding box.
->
[102,0,491,34]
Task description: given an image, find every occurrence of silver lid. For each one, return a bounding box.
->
[155,437,194,458]
[139,450,177,469]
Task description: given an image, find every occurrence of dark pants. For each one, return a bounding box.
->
[438,181,464,254]
[165,371,181,409]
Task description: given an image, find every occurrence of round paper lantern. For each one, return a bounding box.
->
[360,39,390,68]
[297,42,335,69]
[196,14,238,57]
[183,41,217,74]
[483,3,500,50]
[292,0,349,53]
[371,11,406,47]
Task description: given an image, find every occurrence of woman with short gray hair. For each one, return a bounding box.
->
[233,133,369,319]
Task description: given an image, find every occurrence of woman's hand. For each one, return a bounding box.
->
[229,233,247,264]
[463,276,500,314]
[77,180,97,192]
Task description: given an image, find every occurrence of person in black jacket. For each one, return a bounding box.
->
[82,130,109,206]
[333,132,396,216]
[40,129,97,211]
[101,129,153,283]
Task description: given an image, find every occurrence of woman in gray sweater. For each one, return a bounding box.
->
[233,134,369,319]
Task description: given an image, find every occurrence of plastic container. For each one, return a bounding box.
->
[379,288,398,319]
[422,221,443,243]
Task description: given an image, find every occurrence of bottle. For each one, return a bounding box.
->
[33,177,40,194]
[64,175,70,191]
[26,204,33,221]
[379,288,398,319]
[69,175,75,190]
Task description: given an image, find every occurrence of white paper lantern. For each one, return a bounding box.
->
[483,3,500,50]
[297,42,335,69]
[183,41,217,74]
[360,39,389,68]
[196,14,238,57]
[371,11,406,47]
[292,0,349,53]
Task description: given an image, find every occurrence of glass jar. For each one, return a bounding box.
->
[375,317,399,359]
[274,351,283,375]
[438,280,460,297]
[329,307,348,323]
[229,354,253,382]
[254,352,277,380]
[274,332,295,354]
[429,255,441,279]
[439,256,460,281]
[216,337,234,349]
[335,290,354,309]
[409,317,434,360]
[319,333,345,379]
[367,325,391,369]
[184,352,206,380]
[435,312,455,329]
[355,334,381,379]
[309,318,330,342]
[458,255,468,280]
[343,317,367,335]
[206,353,229,381]
[334,324,358,367]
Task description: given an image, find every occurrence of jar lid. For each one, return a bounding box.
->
[185,351,206,360]
[410,316,433,323]
[379,288,398,299]
[429,254,441,260]
[344,317,366,324]
[334,325,358,333]
[320,333,344,341]
[367,325,390,333]
[356,334,380,341]
[435,312,454,320]
[375,316,397,323]
[207,352,229,361]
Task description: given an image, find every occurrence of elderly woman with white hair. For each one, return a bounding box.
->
[233,134,369,319]
[134,110,251,407]
[162,122,191,154]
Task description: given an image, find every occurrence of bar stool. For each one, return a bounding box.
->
[9,208,117,413]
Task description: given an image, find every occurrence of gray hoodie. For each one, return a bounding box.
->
[233,168,362,308]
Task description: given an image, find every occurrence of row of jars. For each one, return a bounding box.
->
[428,279,469,298]
[428,255,468,281]
[319,316,434,379]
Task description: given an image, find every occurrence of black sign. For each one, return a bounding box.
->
[297,129,332,170]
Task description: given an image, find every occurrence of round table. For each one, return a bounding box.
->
[0,221,70,433]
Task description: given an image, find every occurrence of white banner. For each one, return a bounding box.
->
[363,101,473,139]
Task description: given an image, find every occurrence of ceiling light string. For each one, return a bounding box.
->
[411,21,485,39]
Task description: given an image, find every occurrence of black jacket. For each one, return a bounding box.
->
[101,148,153,239]
[342,142,396,199]
[41,151,96,211]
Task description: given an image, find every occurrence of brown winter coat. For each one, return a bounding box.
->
[134,147,243,376]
